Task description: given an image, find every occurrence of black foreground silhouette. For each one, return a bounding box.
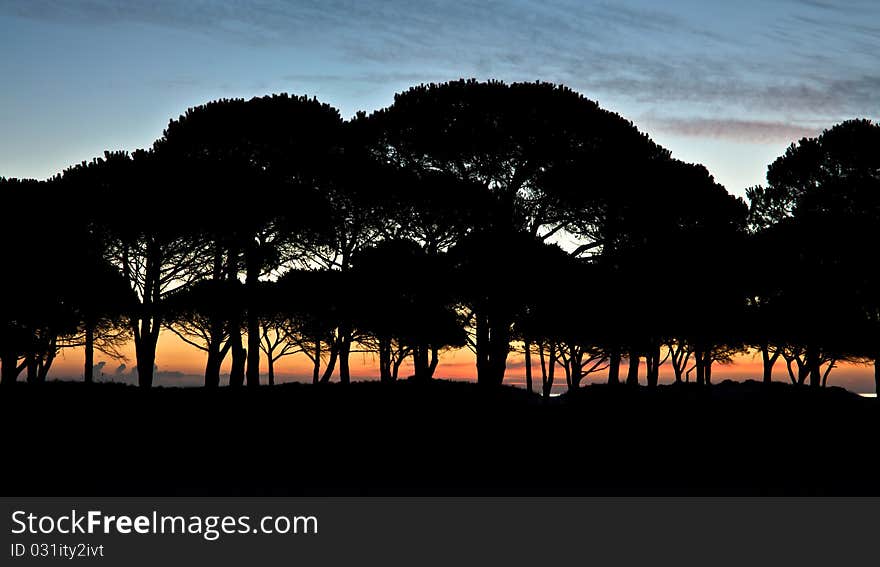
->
[0,379,875,496]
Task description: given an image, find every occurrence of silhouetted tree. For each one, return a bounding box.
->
[0,177,99,384]
[154,94,341,387]
[747,120,880,391]
[274,270,346,384]
[62,151,212,388]
[252,281,302,386]
[289,146,398,384]
[353,240,466,381]
[363,79,669,385]
[65,260,134,384]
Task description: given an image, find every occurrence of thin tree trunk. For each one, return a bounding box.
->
[135,336,157,389]
[626,350,639,386]
[607,348,620,385]
[821,358,835,388]
[204,323,224,387]
[475,309,489,384]
[875,355,880,397]
[38,341,56,382]
[378,336,392,383]
[320,339,339,383]
[25,353,38,384]
[761,344,778,385]
[670,345,686,384]
[204,242,225,389]
[227,246,245,388]
[229,338,246,387]
[412,344,430,381]
[524,338,533,393]
[204,348,222,388]
[135,239,162,389]
[487,318,510,386]
[84,323,95,383]
[542,341,556,398]
[646,344,660,388]
[245,247,260,387]
[312,340,321,384]
[806,344,821,389]
[428,347,439,377]
[338,328,351,384]
[695,350,705,386]
[1,352,20,384]
[393,353,405,381]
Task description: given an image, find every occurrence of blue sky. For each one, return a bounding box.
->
[1,0,878,196]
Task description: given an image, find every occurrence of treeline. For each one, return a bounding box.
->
[1,80,879,395]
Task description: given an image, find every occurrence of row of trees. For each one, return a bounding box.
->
[1,80,878,394]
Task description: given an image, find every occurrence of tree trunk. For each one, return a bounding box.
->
[204,242,225,389]
[695,350,705,386]
[428,347,439,377]
[806,344,821,389]
[646,345,660,388]
[475,310,489,383]
[524,338,533,393]
[84,323,95,384]
[541,341,556,398]
[267,356,275,386]
[378,336,393,383]
[338,328,351,384]
[488,324,510,386]
[245,248,260,388]
[607,349,620,385]
[412,344,428,380]
[475,306,510,386]
[204,348,222,388]
[319,340,339,383]
[135,336,157,389]
[568,348,583,390]
[135,239,163,389]
[312,340,321,384]
[0,352,20,384]
[761,344,776,385]
[797,361,808,385]
[229,338,246,387]
[670,346,685,384]
[38,341,56,382]
[245,321,260,386]
[25,353,38,384]
[570,366,583,390]
[227,246,245,388]
[626,350,639,386]
[393,357,405,380]
[875,355,880,397]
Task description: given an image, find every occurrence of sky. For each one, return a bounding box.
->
[2,0,879,194]
[2,1,879,391]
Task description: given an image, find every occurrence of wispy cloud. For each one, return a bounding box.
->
[639,116,822,144]
[3,0,878,143]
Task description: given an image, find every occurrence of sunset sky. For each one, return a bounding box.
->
[2,1,879,391]
[45,331,876,393]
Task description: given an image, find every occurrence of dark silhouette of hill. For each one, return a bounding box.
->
[0,380,874,496]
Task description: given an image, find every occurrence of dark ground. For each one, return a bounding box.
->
[0,379,876,495]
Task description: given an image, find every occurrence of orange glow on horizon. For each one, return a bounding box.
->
[46,329,877,393]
